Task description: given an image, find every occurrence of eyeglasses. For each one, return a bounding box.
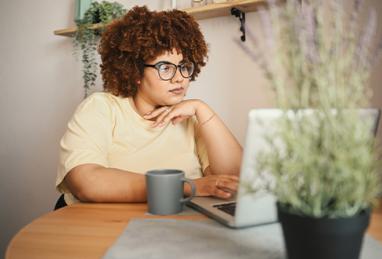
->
[143,61,195,81]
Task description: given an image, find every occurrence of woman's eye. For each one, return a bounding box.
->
[159,64,171,73]
[181,64,190,71]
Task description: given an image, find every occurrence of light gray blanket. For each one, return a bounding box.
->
[103,218,382,259]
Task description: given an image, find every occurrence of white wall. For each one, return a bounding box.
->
[0,0,83,257]
[0,0,381,257]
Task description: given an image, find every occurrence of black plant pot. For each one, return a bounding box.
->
[277,203,370,259]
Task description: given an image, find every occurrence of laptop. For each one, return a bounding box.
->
[187,108,381,228]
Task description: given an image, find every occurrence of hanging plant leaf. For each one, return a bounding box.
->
[73,1,126,97]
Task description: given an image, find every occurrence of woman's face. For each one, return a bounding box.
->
[137,49,190,108]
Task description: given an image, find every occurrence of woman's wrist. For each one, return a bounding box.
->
[190,99,205,114]
[183,179,194,196]
[192,100,214,123]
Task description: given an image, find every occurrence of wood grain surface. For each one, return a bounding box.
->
[6,199,382,259]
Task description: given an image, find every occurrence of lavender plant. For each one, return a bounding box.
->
[239,0,382,218]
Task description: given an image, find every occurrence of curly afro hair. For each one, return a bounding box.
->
[98,6,208,97]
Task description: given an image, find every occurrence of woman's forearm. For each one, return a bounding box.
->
[64,164,147,203]
[195,101,243,175]
[64,164,195,203]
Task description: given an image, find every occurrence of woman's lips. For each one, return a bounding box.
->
[169,87,184,95]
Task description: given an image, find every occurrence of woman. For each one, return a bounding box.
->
[55,6,242,207]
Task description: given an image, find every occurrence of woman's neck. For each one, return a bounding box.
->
[131,94,155,117]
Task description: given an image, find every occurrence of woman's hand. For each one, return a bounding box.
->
[191,174,240,200]
[143,99,201,127]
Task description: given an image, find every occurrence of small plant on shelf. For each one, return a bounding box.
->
[74,1,126,97]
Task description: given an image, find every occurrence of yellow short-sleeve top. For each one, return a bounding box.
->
[56,92,209,204]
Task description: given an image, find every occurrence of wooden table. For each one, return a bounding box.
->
[5,203,205,259]
[6,200,382,259]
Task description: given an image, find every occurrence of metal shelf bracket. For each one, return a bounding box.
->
[231,7,246,42]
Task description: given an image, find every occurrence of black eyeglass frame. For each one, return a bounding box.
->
[143,61,195,81]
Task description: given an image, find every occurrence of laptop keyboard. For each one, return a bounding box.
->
[213,202,236,216]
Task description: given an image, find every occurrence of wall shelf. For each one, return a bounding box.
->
[53,0,266,37]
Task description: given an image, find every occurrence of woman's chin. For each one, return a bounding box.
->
[163,95,185,105]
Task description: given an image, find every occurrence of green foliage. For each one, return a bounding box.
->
[73,1,125,97]
[241,0,382,218]
[256,110,380,218]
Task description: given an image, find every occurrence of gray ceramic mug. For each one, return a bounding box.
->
[146,169,196,215]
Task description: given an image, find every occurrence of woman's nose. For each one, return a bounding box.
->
[171,67,184,83]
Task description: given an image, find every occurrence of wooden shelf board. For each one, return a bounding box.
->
[54,0,266,37]
[54,23,103,37]
[184,0,266,20]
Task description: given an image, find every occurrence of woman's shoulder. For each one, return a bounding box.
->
[77,92,137,121]
[80,91,127,107]
[84,91,117,103]
[74,92,120,116]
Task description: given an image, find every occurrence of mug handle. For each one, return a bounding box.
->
[180,178,196,204]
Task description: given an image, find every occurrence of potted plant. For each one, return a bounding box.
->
[74,1,125,97]
[238,1,382,259]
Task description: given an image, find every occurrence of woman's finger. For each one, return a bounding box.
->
[216,179,239,193]
[152,108,174,127]
[213,188,232,199]
[158,109,185,126]
[171,115,187,125]
[220,175,240,182]
[156,108,192,127]
[143,106,170,119]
